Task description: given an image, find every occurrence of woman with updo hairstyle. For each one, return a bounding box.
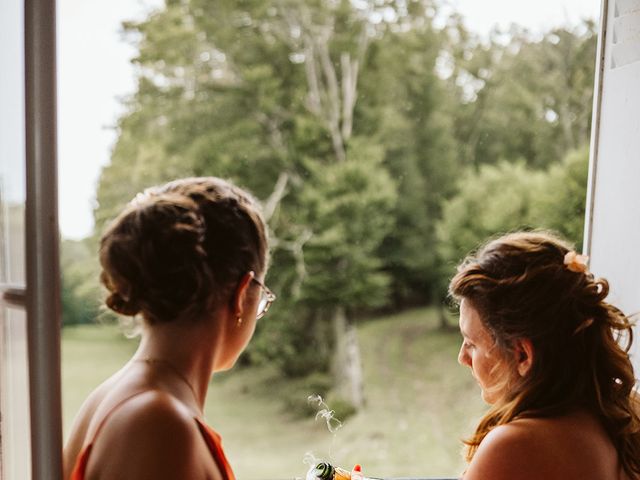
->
[451,231,640,480]
[63,177,275,480]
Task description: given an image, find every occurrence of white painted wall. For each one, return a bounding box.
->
[585,0,640,379]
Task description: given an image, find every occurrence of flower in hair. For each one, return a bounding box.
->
[130,190,153,207]
[563,251,589,273]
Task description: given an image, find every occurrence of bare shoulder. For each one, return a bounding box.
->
[463,422,539,480]
[63,375,121,478]
[85,390,211,479]
[463,414,620,480]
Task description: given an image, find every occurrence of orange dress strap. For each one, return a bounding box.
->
[69,443,93,480]
[195,417,236,480]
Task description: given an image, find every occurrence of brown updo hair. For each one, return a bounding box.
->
[449,231,640,476]
[99,177,268,324]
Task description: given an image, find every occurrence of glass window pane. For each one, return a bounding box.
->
[0,0,30,478]
[0,0,26,287]
[0,308,31,480]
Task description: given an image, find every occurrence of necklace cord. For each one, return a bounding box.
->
[135,357,202,414]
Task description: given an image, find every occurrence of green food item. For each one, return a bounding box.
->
[314,462,336,480]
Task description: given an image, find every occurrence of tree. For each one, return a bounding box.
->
[529,147,589,248]
[95,0,431,410]
[437,161,544,271]
[436,148,589,281]
[298,144,397,407]
[92,0,596,410]
[446,21,597,169]
[366,23,459,311]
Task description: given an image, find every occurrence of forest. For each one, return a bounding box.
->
[61,0,596,413]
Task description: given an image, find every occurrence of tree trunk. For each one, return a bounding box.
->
[331,306,365,409]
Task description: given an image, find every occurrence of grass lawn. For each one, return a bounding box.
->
[62,308,486,479]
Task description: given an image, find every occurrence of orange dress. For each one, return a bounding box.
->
[70,394,236,480]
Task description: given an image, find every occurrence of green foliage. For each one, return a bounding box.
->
[437,148,590,276]
[90,0,597,378]
[437,161,544,270]
[529,146,590,248]
[448,22,597,169]
[246,304,333,378]
[300,144,397,309]
[369,26,460,305]
[60,239,102,326]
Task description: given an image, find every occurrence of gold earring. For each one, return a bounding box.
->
[237,315,243,326]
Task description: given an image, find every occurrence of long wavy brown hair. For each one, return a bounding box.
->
[449,231,640,477]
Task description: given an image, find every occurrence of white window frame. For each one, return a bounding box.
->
[0,0,63,478]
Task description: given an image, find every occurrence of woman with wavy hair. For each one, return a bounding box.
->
[450,231,640,479]
[63,177,275,479]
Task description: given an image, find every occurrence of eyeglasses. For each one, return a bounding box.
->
[251,277,276,319]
